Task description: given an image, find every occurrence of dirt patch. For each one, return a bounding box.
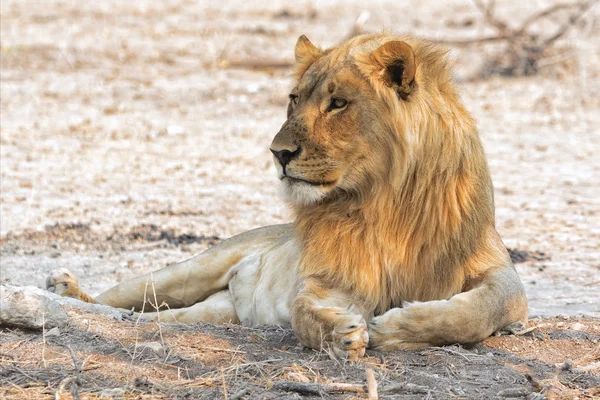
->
[0,222,544,263]
[1,312,599,399]
[507,248,550,264]
[0,222,220,255]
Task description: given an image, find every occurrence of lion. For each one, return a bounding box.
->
[46,33,528,360]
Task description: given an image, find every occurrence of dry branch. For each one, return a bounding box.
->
[433,0,598,77]
[438,0,595,46]
[382,382,431,395]
[366,367,379,400]
[230,388,248,400]
[420,345,491,362]
[272,380,366,395]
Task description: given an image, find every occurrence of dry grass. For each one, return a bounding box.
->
[1,310,599,399]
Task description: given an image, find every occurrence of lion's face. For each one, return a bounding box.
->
[271,62,380,205]
[270,35,416,205]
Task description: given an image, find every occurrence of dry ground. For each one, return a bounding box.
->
[1,0,599,398]
[1,309,599,399]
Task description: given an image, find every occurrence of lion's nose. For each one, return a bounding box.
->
[270,146,301,169]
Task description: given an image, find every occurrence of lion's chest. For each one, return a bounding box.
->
[310,236,460,311]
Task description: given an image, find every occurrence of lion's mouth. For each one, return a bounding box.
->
[282,175,336,187]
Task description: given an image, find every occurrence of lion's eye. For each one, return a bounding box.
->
[289,94,299,106]
[329,97,348,111]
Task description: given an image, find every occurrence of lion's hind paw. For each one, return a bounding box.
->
[46,268,79,295]
[45,268,95,303]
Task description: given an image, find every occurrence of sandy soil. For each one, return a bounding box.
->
[1,0,599,398]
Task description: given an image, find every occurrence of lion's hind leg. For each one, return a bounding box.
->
[46,268,96,304]
[133,290,240,324]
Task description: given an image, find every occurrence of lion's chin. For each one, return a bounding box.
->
[279,176,332,206]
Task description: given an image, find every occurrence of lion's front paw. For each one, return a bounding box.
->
[368,308,432,351]
[368,314,398,351]
[330,314,369,361]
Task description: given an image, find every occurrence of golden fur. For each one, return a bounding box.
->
[47,34,528,360]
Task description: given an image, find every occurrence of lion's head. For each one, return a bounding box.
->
[270,34,470,208]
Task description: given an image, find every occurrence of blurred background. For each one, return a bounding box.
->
[1,0,599,317]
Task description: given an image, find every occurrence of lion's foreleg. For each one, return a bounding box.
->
[368,266,528,350]
[291,279,370,360]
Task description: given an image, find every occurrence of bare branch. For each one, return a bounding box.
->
[515,0,596,36]
[472,0,510,33]
[272,380,366,395]
[366,368,379,400]
[542,0,598,46]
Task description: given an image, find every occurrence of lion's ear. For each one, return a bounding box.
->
[294,35,323,78]
[361,41,416,100]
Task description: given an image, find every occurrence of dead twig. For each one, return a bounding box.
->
[272,380,366,395]
[382,382,431,395]
[366,367,378,400]
[41,313,47,368]
[149,272,165,347]
[345,10,371,40]
[131,277,150,362]
[55,376,80,400]
[473,0,509,33]
[13,367,36,381]
[431,0,598,77]
[510,326,538,336]
[220,367,228,400]
[542,1,597,46]
[201,346,246,354]
[420,346,487,361]
[217,59,292,72]
[222,359,283,374]
[230,388,248,400]
[514,1,591,35]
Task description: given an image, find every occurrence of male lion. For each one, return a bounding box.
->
[47,34,528,360]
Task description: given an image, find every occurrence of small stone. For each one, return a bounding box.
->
[166,125,185,135]
[134,341,166,357]
[571,322,585,331]
[99,388,124,399]
[486,352,494,357]
[561,359,573,371]
[246,83,260,93]
[45,327,60,337]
